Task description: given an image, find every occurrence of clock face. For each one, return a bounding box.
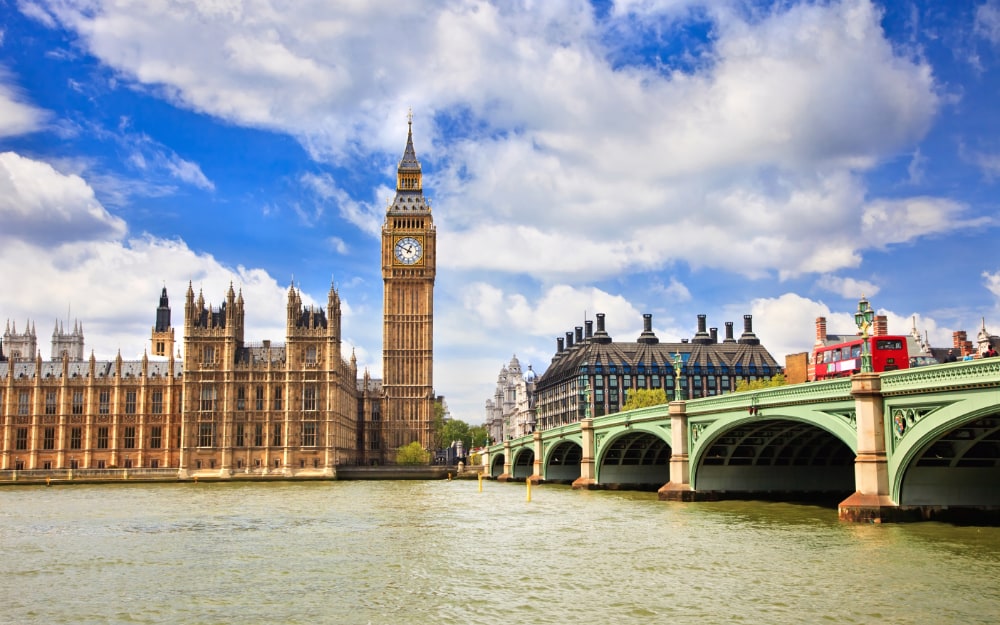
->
[394,236,423,265]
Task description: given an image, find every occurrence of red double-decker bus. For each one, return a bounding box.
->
[813,335,910,380]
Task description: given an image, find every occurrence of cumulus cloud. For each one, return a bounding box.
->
[984,270,1000,300]
[27,0,947,285]
[0,151,127,245]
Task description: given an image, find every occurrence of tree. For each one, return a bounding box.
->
[396,441,430,465]
[622,388,668,411]
[430,400,447,450]
[468,425,489,448]
[734,373,787,393]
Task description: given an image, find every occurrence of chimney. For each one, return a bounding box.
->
[575,326,583,344]
[953,331,972,356]
[637,313,659,344]
[557,337,565,353]
[565,331,574,349]
[593,313,612,343]
[692,314,712,344]
[815,317,827,344]
[585,320,593,339]
[874,315,888,337]
[739,314,760,345]
[724,322,735,343]
[710,328,718,343]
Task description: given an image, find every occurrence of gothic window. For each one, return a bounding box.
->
[306,346,317,365]
[255,386,264,411]
[72,390,84,415]
[43,427,55,450]
[272,423,282,447]
[99,390,110,414]
[70,427,82,450]
[254,423,264,447]
[45,391,57,415]
[97,427,109,449]
[18,391,29,415]
[235,423,245,447]
[237,386,246,411]
[200,386,216,412]
[125,390,137,414]
[15,427,28,450]
[273,386,283,411]
[150,426,162,449]
[302,421,318,447]
[304,385,317,411]
[123,426,136,449]
[198,423,215,447]
[152,390,163,414]
[203,346,215,365]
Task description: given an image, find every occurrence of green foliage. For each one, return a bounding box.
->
[622,388,668,411]
[468,425,489,448]
[396,441,430,465]
[734,373,787,393]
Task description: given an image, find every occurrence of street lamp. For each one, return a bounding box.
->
[854,295,875,373]
[672,351,684,400]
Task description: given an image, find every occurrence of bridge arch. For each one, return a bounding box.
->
[544,440,582,483]
[692,415,855,498]
[511,447,534,479]
[890,399,1000,507]
[490,453,505,478]
[595,428,671,489]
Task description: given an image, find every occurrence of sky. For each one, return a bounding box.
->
[1,0,999,423]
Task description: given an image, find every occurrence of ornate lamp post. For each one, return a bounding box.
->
[672,351,684,400]
[854,295,875,373]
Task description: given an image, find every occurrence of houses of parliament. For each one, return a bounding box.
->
[0,120,437,476]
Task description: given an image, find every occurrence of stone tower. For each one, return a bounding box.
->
[50,319,85,361]
[380,113,436,459]
[151,286,175,357]
[3,320,37,361]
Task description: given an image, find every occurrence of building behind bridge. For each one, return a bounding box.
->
[487,312,782,442]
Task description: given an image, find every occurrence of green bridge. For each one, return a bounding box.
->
[483,359,1000,522]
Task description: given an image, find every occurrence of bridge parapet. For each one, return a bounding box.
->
[880,359,1000,395]
[682,378,852,415]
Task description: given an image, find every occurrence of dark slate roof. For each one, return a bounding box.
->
[536,338,781,389]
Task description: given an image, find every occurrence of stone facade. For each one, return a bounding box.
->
[485,355,537,443]
[0,122,437,475]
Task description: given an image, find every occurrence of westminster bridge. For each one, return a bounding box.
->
[483,358,1000,522]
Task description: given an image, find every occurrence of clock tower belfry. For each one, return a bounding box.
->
[381,113,436,461]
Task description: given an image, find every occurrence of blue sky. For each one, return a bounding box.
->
[1,0,999,422]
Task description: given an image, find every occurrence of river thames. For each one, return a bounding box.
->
[1,480,999,624]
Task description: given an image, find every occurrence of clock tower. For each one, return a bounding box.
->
[381,113,436,460]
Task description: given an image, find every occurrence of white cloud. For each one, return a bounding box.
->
[975,0,1000,46]
[984,270,1000,300]
[861,197,992,248]
[816,275,880,299]
[29,0,947,284]
[0,68,47,137]
[0,151,127,245]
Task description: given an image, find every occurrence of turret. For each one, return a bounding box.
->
[152,286,175,357]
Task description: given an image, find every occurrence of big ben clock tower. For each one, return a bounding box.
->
[381,112,436,460]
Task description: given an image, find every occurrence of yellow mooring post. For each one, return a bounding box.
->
[478,472,483,492]
[526,478,532,502]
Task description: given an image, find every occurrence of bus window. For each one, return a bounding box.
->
[851,344,862,358]
[877,339,902,350]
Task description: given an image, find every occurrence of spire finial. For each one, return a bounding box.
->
[407,107,413,127]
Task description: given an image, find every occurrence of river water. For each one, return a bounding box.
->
[1,480,999,624]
